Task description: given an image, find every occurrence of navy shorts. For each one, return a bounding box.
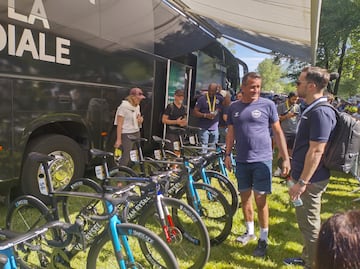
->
[235,161,272,194]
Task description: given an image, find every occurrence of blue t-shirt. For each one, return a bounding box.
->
[195,93,224,130]
[291,105,336,183]
[227,97,278,163]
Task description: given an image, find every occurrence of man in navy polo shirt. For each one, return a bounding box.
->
[224,72,290,258]
[193,82,224,149]
[284,66,336,269]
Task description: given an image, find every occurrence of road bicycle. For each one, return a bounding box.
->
[110,141,233,246]
[151,134,239,216]
[6,152,179,269]
[85,149,211,269]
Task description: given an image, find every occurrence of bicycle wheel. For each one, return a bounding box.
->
[6,195,55,268]
[194,170,239,216]
[137,197,210,269]
[109,166,139,186]
[61,178,107,248]
[87,223,179,269]
[175,182,233,246]
[131,160,162,176]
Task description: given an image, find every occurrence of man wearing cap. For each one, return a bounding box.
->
[193,83,224,149]
[114,87,145,166]
[162,89,187,155]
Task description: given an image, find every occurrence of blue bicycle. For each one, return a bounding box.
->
[6,152,179,269]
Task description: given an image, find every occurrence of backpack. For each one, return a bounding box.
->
[306,102,360,173]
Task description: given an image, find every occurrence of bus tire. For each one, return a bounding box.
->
[22,134,85,203]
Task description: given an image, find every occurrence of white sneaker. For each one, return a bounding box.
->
[273,167,282,177]
[235,232,257,245]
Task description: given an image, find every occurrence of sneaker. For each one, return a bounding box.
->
[235,232,257,245]
[253,239,268,257]
[283,257,305,266]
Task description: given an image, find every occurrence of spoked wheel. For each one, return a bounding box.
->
[6,195,55,268]
[194,170,239,216]
[176,182,233,246]
[137,197,210,269]
[86,224,179,269]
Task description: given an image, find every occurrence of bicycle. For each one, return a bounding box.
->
[6,152,179,269]
[152,134,239,216]
[111,143,233,246]
[87,149,211,269]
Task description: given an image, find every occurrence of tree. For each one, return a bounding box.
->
[317,0,360,97]
[257,59,284,93]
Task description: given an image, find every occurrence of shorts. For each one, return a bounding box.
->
[235,160,272,194]
[285,133,296,149]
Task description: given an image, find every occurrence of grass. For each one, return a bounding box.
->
[0,171,358,268]
[202,171,360,269]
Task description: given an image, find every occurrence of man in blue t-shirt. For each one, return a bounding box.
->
[284,67,336,269]
[224,72,290,258]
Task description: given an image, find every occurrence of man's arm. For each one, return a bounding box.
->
[288,140,327,201]
[224,124,235,171]
[299,141,327,182]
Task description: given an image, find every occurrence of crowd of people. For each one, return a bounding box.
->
[113,66,357,269]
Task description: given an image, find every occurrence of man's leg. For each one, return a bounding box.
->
[254,193,268,230]
[252,160,272,257]
[235,162,257,245]
[199,129,209,153]
[295,179,329,268]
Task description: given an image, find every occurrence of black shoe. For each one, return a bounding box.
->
[253,239,267,257]
[283,257,305,266]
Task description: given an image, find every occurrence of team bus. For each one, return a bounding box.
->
[0,0,242,201]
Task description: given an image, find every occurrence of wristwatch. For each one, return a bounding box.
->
[298,179,307,186]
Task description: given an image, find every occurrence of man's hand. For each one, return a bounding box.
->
[176,117,187,127]
[281,158,291,177]
[224,156,232,171]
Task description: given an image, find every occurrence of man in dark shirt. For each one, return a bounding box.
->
[193,83,224,150]
[284,66,337,269]
[162,89,187,154]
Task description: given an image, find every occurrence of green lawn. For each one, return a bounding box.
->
[203,172,360,269]
[0,172,358,268]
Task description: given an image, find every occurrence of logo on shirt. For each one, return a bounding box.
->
[251,110,261,118]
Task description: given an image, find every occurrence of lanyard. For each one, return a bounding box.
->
[206,93,216,112]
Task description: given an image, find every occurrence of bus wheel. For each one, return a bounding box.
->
[22,134,85,203]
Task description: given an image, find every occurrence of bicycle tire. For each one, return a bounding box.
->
[131,160,162,176]
[137,197,210,269]
[86,223,179,269]
[175,182,233,246]
[194,170,239,216]
[6,195,55,268]
[62,178,104,223]
[108,166,139,185]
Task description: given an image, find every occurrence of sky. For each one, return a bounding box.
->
[222,39,272,73]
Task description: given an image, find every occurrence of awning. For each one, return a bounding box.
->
[164,0,322,64]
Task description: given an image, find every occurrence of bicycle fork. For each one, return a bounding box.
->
[155,193,178,244]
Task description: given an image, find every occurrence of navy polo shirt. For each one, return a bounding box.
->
[291,105,337,183]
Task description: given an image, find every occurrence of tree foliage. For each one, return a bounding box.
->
[316,0,360,97]
[256,58,294,93]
